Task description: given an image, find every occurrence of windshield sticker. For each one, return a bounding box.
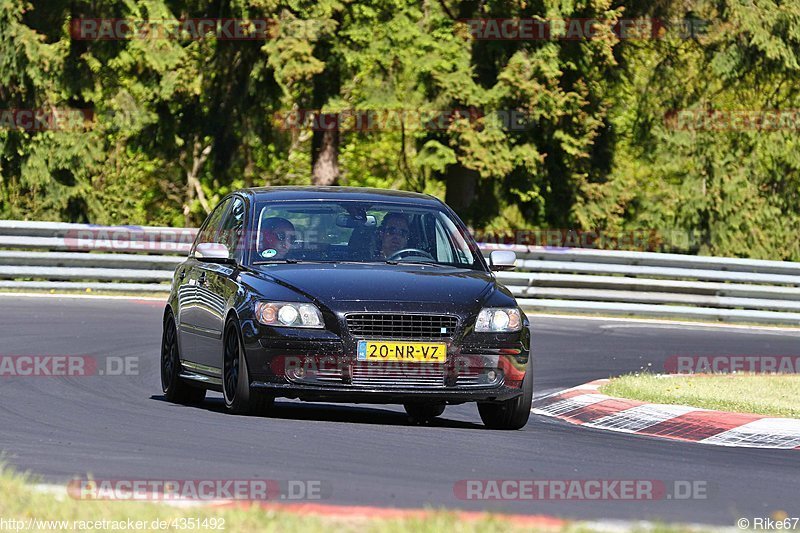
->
[261,249,277,258]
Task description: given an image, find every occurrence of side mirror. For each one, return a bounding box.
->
[195,242,235,264]
[489,250,516,271]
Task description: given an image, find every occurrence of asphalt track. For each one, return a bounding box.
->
[1,294,799,526]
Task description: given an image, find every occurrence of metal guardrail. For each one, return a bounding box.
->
[0,221,190,292]
[1,220,800,324]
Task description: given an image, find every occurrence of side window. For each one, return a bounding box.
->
[433,213,475,266]
[218,197,246,260]
[434,221,455,263]
[192,198,232,254]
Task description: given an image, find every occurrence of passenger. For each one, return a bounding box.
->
[259,217,296,259]
[376,213,410,259]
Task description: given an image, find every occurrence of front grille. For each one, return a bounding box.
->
[312,366,344,383]
[286,361,501,389]
[351,362,446,388]
[455,366,484,386]
[346,313,458,340]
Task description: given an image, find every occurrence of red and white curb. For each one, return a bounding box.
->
[532,379,800,449]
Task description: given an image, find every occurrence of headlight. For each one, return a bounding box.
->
[255,302,324,328]
[475,308,522,332]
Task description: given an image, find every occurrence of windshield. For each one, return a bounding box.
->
[250,200,484,270]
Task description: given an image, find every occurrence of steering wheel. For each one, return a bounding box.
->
[386,248,435,261]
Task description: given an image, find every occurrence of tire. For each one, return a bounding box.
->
[222,318,274,416]
[161,313,206,405]
[478,357,533,430]
[404,402,446,422]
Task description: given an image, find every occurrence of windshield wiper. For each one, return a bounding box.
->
[402,260,450,267]
[383,260,449,267]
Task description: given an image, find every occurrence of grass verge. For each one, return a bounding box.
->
[0,464,722,533]
[600,374,800,418]
[0,466,558,533]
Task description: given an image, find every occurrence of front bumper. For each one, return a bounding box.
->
[241,323,529,404]
[250,381,524,403]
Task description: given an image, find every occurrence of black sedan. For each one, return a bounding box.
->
[161,187,532,429]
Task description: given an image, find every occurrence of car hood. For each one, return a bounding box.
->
[249,263,497,308]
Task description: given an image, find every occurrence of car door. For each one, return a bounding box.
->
[175,256,201,360]
[193,195,247,369]
[179,198,232,368]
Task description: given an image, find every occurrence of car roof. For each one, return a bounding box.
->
[241,186,443,205]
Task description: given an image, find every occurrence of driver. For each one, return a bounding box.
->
[376,212,410,259]
[259,217,296,259]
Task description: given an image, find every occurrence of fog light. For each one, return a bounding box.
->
[487,370,497,382]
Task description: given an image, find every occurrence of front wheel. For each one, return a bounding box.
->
[222,318,273,416]
[478,357,533,430]
[161,313,206,405]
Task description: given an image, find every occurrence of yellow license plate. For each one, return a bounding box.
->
[357,340,446,363]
